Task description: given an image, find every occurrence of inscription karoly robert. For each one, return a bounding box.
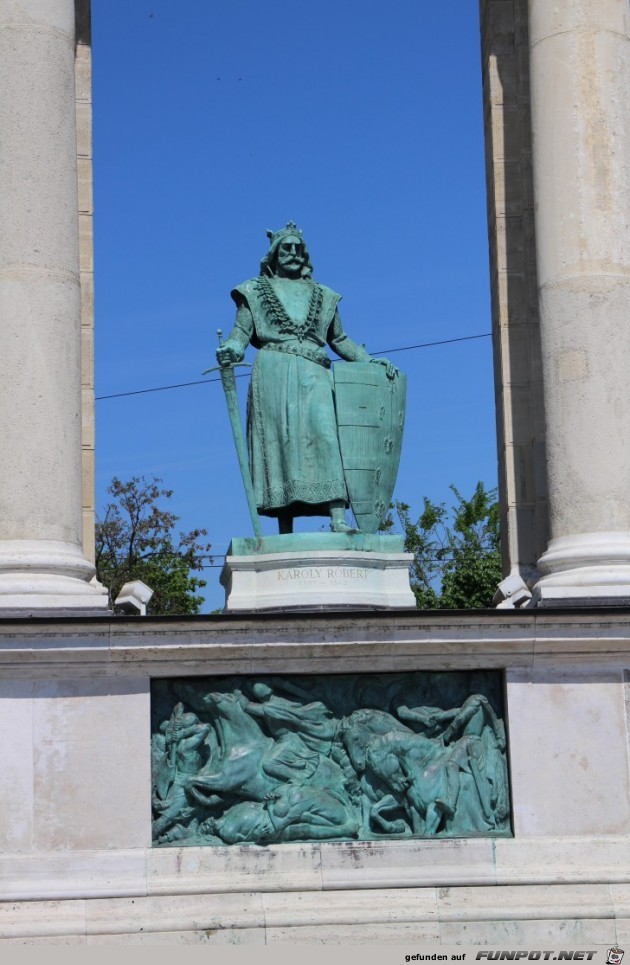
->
[277,566,369,582]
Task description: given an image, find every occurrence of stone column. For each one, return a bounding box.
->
[0,0,108,610]
[528,0,630,604]
[480,0,548,591]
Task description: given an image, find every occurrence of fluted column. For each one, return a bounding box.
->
[0,0,108,610]
[527,0,630,604]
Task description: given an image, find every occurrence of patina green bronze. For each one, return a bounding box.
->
[213,223,405,535]
[226,532,405,555]
[334,362,406,533]
[151,671,510,847]
[204,330,262,538]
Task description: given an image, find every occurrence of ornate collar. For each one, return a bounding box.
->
[254,276,323,343]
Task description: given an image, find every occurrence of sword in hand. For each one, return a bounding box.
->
[203,330,263,540]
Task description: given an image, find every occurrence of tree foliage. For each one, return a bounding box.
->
[95,476,212,615]
[381,482,502,609]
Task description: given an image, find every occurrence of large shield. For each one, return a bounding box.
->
[333,362,407,533]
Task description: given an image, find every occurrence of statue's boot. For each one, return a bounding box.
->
[330,501,352,533]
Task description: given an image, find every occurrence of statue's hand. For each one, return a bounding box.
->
[216,340,245,367]
[370,357,399,380]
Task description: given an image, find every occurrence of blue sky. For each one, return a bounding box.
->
[92,0,497,610]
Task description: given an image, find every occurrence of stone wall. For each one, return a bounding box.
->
[0,611,629,942]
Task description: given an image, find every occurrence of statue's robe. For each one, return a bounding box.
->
[227,275,369,518]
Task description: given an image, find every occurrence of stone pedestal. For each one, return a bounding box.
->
[220,534,415,611]
[1,611,630,942]
[0,0,108,612]
[526,0,630,605]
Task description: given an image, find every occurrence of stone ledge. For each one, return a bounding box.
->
[2,836,629,903]
[0,879,626,944]
[0,616,629,676]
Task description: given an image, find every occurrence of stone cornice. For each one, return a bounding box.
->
[0,609,629,678]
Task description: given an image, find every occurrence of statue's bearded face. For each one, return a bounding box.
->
[275,236,305,278]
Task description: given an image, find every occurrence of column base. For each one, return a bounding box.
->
[532,532,630,607]
[0,540,110,613]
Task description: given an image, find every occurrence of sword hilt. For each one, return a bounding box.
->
[201,328,251,375]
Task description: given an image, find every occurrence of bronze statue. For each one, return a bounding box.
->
[215,223,401,535]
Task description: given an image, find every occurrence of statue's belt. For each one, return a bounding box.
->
[261,341,331,369]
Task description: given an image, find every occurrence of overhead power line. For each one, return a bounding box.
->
[95,331,491,402]
[371,333,491,357]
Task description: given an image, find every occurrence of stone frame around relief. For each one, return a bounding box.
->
[150,670,512,848]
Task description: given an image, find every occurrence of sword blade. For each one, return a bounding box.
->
[219,365,263,539]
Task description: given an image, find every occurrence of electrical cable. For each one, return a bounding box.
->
[95,332,491,401]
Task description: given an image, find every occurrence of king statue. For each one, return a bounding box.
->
[216,223,404,536]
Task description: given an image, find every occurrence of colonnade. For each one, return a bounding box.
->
[0,0,628,609]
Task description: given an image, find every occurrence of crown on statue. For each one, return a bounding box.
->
[266,221,303,247]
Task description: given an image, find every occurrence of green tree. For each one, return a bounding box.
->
[382,482,502,609]
[95,476,212,615]
[439,483,502,609]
